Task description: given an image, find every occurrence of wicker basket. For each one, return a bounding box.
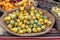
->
[0,8,55,36]
[51,11,60,34]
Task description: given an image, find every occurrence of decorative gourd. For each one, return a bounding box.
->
[34,20,38,24]
[18,30,24,34]
[20,7,24,11]
[17,27,21,31]
[23,29,27,33]
[32,28,37,33]
[27,28,31,33]
[4,16,11,21]
[11,28,18,33]
[39,10,43,15]
[37,23,42,27]
[10,14,16,20]
[33,24,37,28]
[41,26,46,31]
[10,20,15,25]
[18,22,22,27]
[47,21,52,26]
[26,21,30,25]
[30,20,34,24]
[18,16,24,20]
[37,27,41,32]
[14,22,18,27]
[7,24,12,29]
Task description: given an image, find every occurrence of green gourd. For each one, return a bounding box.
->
[34,20,38,24]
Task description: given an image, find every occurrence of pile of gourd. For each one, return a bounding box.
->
[0,0,29,11]
[52,7,60,17]
[4,6,52,34]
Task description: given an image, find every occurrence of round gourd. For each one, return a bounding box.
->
[7,24,12,29]
[37,27,41,32]
[36,14,40,18]
[35,10,38,13]
[31,7,35,11]
[11,14,16,20]
[10,20,15,25]
[16,19,20,23]
[17,27,21,31]
[18,30,24,34]
[32,16,36,20]
[30,13,34,16]
[32,28,37,33]
[30,20,34,24]
[18,16,24,20]
[33,24,37,28]
[44,19,48,23]
[47,21,52,26]
[41,26,46,31]
[11,28,18,33]
[25,15,30,20]
[14,22,18,27]
[26,21,30,25]
[18,22,22,27]
[39,18,43,22]
[23,29,27,33]
[37,23,42,27]
[21,24,25,29]
[20,7,24,11]
[34,20,38,24]
[25,25,29,29]
[24,10,27,14]
[4,16,11,21]
[29,25,34,29]
[24,20,27,23]
[39,10,43,15]
[27,28,31,33]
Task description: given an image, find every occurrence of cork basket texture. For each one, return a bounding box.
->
[0,8,55,36]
